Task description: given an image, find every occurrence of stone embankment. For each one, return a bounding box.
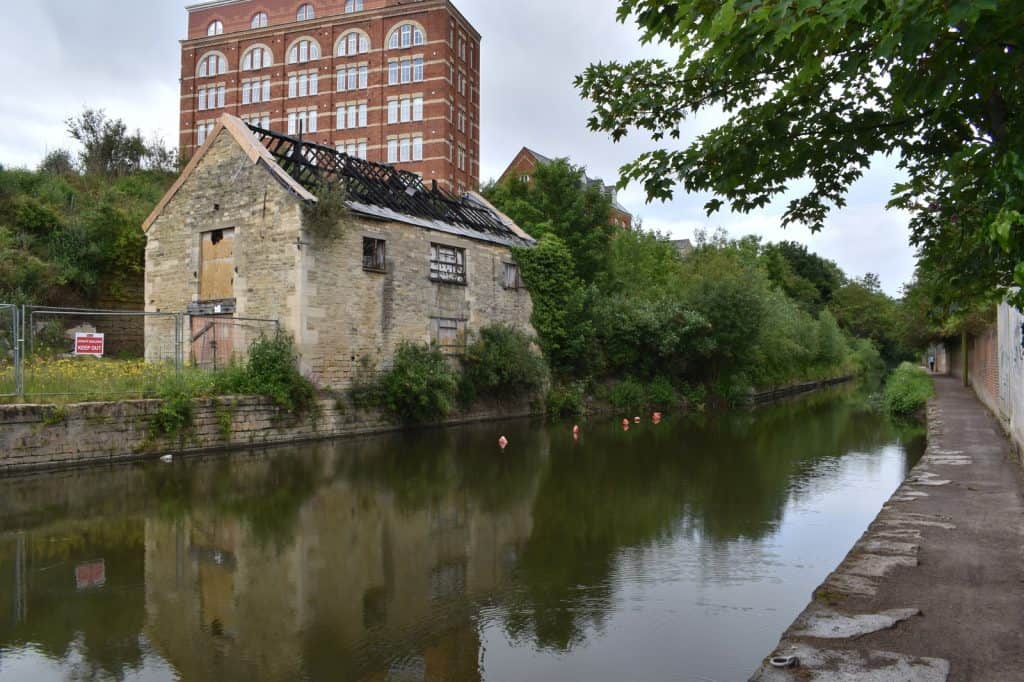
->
[0,397,534,473]
[752,376,1024,680]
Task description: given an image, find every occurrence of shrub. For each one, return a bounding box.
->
[883,362,935,416]
[609,377,647,411]
[646,376,679,409]
[378,343,459,423]
[215,334,317,415]
[460,324,548,404]
[546,382,585,418]
[151,381,195,438]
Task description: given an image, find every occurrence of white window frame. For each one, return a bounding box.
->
[412,136,423,161]
[296,4,314,21]
[387,139,398,163]
[251,12,268,29]
[345,0,364,12]
[413,96,424,122]
[208,21,223,37]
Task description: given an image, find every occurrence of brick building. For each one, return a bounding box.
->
[498,147,634,229]
[180,0,481,193]
[144,115,534,389]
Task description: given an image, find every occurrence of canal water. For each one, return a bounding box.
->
[0,386,923,681]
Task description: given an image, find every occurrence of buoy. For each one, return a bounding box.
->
[634,416,641,424]
[498,436,509,450]
[160,454,174,463]
[769,655,800,669]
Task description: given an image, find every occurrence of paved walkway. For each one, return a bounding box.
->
[753,376,1024,681]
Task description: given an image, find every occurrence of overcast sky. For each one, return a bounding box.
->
[0,0,917,295]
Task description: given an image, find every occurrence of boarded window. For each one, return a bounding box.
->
[503,262,523,290]
[200,228,235,301]
[431,317,466,353]
[430,243,466,285]
[363,237,386,272]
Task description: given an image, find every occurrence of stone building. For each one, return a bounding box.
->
[498,147,634,229]
[143,114,535,389]
[180,0,481,193]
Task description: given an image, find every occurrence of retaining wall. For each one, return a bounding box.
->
[0,397,535,473]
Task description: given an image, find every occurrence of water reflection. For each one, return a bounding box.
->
[0,385,923,681]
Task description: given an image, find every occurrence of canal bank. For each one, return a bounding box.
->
[753,376,1024,680]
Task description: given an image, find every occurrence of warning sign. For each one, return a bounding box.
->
[74,333,105,358]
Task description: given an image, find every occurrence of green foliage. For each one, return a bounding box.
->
[214,334,317,414]
[512,235,595,377]
[577,0,1024,315]
[302,182,350,240]
[546,382,586,418]
[151,381,196,439]
[608,378,647,411]
[484,158,617,282]
[377,343,459,423]
[646,376,679,409]
[460,324,548,403]
[883,363,935,417]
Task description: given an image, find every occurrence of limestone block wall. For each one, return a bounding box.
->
[0,398,535,473]
[144,130,303,362]
[299,215,535,388]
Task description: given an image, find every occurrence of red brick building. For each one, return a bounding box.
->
[498,147,634,229]
[180,0,481,193]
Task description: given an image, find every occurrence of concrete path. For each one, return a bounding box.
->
[752,376,1024,681]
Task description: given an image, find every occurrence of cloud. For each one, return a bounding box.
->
[0,0,916,295]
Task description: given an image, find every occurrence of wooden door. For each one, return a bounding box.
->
[200,229,235,301]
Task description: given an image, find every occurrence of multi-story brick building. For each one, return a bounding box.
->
[180,0,481,193]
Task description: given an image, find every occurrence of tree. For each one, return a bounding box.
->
[66,109,148,177]
[576,1,1024,303]
[484,158,617,283]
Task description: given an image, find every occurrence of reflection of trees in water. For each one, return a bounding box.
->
[499,386,923,652]
[0,520,147,681]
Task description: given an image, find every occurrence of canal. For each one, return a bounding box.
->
[0,385,923,681]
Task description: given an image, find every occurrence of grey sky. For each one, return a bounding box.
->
[0,0,916,295]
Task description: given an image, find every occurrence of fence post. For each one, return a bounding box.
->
[16,305,24,398]
[175,313,183,375]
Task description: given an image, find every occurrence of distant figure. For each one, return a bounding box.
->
[498,436,509,451]
[929,354,936,373]
[652,412,662,425]
[573,425,581,439]
[622,419,630,427]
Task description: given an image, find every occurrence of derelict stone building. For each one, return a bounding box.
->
[143,114,535,389]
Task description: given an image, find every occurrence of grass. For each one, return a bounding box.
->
[883,362,935,417]
[0,356,216,404]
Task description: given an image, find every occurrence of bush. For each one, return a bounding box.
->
[546,382,586,418]
[215,334,317,414]
[378,343,459,423]
[646,376,679,409]
[609,378,647,411]
[460,324,548,404]
[883,362,935,416]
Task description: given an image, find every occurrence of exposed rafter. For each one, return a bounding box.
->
[248,125,524,243]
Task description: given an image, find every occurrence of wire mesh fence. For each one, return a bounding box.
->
[186,315,280,370]
[0,305,18,396]
[0,306,282,402]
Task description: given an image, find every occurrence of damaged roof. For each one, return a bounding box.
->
[249,122,534,248]
[144,114,534,249]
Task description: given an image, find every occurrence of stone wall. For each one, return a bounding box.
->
[0,397,535,473]
[300,213,534,388]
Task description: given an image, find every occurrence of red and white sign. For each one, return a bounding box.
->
[74,333,105,357]
[75,560,106,590]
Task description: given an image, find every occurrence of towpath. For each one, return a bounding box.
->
[752,376,1024,681]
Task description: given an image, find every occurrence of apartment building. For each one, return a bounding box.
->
[180,0,481,192]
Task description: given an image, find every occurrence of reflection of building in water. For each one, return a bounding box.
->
[143,464,539,680]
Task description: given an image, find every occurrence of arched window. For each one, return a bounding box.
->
[296,4,315,21]
[208,20,224,36]
[336,31,370,57]
[251,12,268,29]
[241,45,272,71]
[345,0,363,12]
[287,38,321,64]
[197,52,228,78]
[388,23,425,50]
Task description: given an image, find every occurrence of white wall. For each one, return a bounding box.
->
[998,301,1024,453]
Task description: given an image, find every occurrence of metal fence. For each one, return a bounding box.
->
[0,305,18,397]
[0,305,280,402]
